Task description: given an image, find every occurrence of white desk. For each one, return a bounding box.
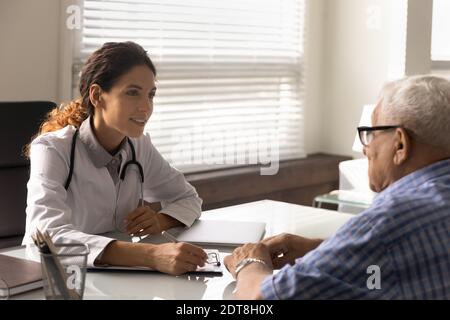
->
[1,200,353,300]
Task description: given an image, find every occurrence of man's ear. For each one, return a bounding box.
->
[89,84,104,109]
[393,127,410,165]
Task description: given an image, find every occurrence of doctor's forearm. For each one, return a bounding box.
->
[158,212,184,229]
[143,200,185,230]
[97,240,158,267]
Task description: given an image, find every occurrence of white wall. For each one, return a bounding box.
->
[405,0,433,75]
[0,0,60,102]
[319,0,409,158]
[303,0,326,155]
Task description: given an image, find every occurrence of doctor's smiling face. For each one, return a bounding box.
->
[24,42,158,157]
[67,41,158,154]
[89,64,156,152]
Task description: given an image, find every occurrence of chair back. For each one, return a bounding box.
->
[0,101,56,248]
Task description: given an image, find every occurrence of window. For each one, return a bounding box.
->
[74,0,307,173]
[431,0,450,71]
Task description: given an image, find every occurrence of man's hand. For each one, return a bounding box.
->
[224,243,273,279]
[124,205,182,236]
[224,243,274,299]
[262,233,323,269]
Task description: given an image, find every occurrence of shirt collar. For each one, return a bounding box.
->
[79,116,127,168]
[374,158,450,203]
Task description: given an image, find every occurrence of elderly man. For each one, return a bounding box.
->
[224,75,450,299]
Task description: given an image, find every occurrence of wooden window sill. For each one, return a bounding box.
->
[186,153,352,210]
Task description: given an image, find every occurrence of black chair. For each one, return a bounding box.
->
[0,101,56,249]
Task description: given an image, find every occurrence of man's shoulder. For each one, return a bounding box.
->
[367,187,450,243]
[336,190,432,240]
[338,202,392,238]
[376,182,450,218]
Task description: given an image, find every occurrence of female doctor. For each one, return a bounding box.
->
[23,41,207,275]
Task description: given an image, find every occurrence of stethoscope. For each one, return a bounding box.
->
[64,129,145,234]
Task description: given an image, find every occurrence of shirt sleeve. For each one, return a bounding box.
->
[142,134,202,227]
[260,210,400,300]
[24,140,115,267]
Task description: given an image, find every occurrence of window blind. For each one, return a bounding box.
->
[75,0,307,173]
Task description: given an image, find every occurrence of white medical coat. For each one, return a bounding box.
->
[22,125,202,266]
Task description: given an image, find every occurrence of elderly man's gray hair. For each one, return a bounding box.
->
[379,75,450,153]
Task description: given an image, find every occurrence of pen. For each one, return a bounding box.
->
[161,230,178,243]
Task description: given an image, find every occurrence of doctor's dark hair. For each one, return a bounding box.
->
[25,41,156,157]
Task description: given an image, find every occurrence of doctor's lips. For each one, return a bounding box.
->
[130,117,148,126]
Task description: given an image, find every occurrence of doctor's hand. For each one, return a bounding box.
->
[261,233,323,269]
[149,242,208,275]
[124,206,182,237]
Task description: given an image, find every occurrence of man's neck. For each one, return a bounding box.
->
[398,144,450,181]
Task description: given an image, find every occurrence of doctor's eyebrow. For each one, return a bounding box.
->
[126,84,157,92]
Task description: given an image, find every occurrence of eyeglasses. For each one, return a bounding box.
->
[357,125,401,147]
[207,252,221,266]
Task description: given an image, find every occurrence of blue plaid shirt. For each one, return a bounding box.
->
[261,159,450,299]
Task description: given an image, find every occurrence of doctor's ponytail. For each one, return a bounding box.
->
[25,41,156,157]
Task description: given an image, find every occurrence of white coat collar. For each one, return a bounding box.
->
[78,116,127,168]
